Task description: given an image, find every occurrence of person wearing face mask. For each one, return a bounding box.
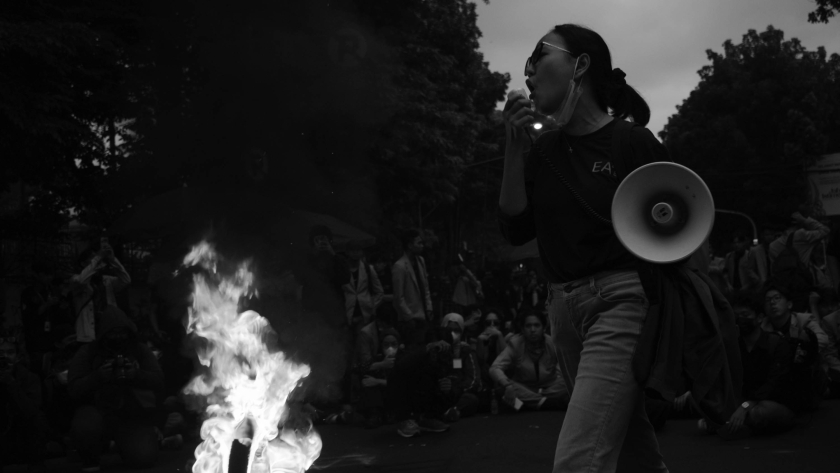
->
[475,310,507,385]
[353,303,401,429]
[422,313,483,423]
[0,330,49,473]
[68,305,165,471]
[710,292,796,439]
[499,24,671,472]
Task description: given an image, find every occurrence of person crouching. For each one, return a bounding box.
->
[68,306,165,471]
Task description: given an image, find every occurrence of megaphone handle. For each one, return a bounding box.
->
[537,146,612,226]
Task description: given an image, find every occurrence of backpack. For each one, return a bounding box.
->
[771,232,814,297]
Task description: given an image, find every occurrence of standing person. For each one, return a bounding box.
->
[70,242,132,344]
[450,257,483,314]
[769,209,832,295]
[0,331,48,473]
[724,231,765,293]
[392,230,433,347]
[343,246,385,332]
[298,225,351,326]
[499,24,671,472]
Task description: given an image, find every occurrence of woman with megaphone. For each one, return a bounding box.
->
[499,24,671,473]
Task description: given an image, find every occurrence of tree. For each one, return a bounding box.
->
[356,0,508,260]
[808,0,840,23]
[660,26,840,241]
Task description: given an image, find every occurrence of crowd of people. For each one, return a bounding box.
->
[3,207,840,471]
[0,224,561,472]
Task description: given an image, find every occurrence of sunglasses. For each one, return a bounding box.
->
[0,337,17,344]
[486,319,500,326]
[525,42,575,75]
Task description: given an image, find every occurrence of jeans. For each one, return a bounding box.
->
[548,270,667,473]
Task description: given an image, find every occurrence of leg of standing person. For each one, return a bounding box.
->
[549,271,668,473]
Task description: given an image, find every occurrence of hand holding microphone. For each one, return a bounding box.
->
[503,88,535,151]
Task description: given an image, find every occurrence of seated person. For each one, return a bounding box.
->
[762,285,830,411]
[421,313,483,422]
[68,306,165,471]
[0,330,48,473]
[713,291,796,439]
[461,304,483,341]
[820,305,840,398]
[474,309,507,385]
[489,312,568,411]
[351,303,400,426]
[353,304,448,437]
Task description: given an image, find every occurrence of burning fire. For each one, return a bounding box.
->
[182,242,322,473]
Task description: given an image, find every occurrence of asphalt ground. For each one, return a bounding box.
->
[9,400,838,473]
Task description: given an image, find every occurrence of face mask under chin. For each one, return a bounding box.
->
[548,57,583,128]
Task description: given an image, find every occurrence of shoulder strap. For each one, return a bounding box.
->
[610,118,638,181]
[535,137,612,226]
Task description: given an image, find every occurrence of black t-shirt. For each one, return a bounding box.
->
[499,119,670,283]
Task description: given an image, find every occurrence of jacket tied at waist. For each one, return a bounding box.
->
[633,262,743,427]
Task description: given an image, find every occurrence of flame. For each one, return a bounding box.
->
[183,242,322,473]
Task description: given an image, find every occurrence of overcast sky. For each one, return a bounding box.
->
[474,0,840,139]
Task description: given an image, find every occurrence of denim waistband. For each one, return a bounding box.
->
[549,270,639,298]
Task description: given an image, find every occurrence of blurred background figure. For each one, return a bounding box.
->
[68,306,165,471]
[0,329,48,473]
[392,229,433,348]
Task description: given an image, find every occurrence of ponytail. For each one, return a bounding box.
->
[552,24,651,126]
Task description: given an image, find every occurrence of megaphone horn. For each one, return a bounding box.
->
[612,162,714,264]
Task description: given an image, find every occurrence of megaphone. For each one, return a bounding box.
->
[612,162,714,263]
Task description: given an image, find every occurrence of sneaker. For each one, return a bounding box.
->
[442,407,460,423]
[397,419,421,438]
[417,418,449,433]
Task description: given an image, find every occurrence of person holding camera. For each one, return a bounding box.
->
[68,305,165,471]
[499,23,671,472]
[69,240,132,343]
[0,331,48,473]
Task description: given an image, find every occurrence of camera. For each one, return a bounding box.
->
[109,354,132,380]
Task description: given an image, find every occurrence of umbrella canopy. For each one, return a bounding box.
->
[497,238,540,262]
[285,209,376,250]
[108,188,375,249]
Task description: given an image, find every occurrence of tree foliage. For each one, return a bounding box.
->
[1,0,508,268]
[357,0,508,233]
[808,0,840,23]
[660,26,840,235]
